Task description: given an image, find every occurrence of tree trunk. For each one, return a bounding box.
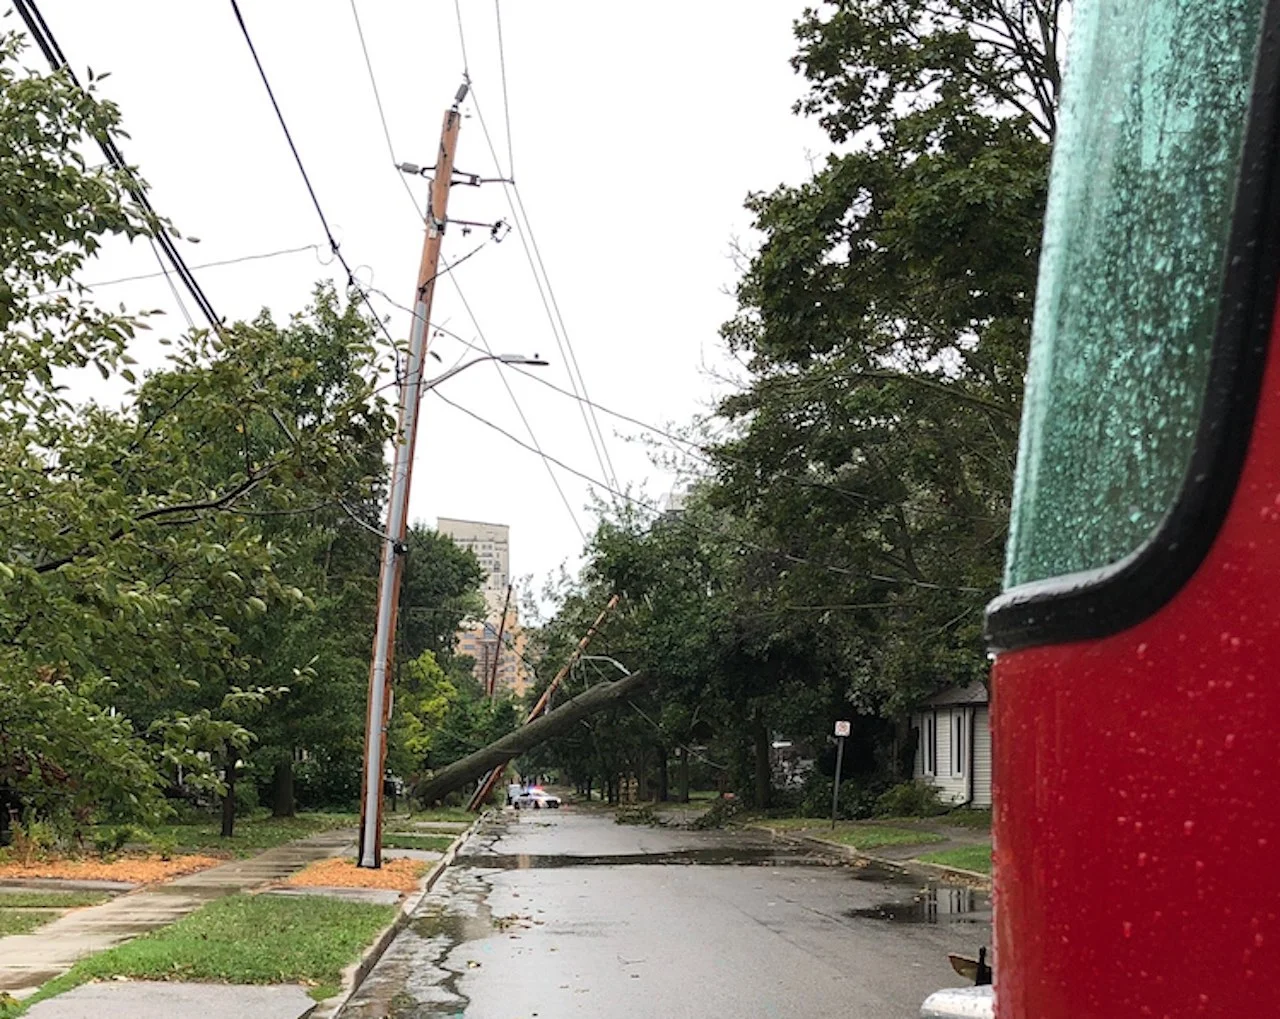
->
[657,746,669,802]
[751,703,771,810]
[272,759,295,818]
[221,743,237,838]
[678,747,690,804]
[413,672,653,805]
[584,774,592,802]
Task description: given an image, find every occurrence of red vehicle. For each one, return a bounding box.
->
[926,1,1280,1016]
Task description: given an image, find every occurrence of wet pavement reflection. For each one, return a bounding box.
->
[341,808,988,1019]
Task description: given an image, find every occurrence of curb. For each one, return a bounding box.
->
[747,824,992,890]
[311,813,488,1019]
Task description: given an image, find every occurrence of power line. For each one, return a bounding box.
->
[467,80,621,495]
[228,0,398,354]
[494,0,514,179]
[465,88,621,492]
[14,0,222,333]
[427,319,994,522]
[347,0,423,220]
[447,1,619,494]
[50,244,321,293]
[453,0,472,72]
[428,388,984,594]
[444,268,586,541]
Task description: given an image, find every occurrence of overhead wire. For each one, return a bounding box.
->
[13,0,222,333]
[467,81,621,495]
[347,0,425,220]
[444,267,587,541]
[228,0,399,359]
[48,244,322,294]
[449,0,620,495]
[427,388,982,593]
[494,0,514,180]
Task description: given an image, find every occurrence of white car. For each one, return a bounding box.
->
[514,787,561,809]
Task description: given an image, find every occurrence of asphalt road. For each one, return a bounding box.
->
[342,807,989,1019]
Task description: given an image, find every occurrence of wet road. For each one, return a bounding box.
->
[342,808,988,1018]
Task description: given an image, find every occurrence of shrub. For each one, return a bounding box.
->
[92,825,138,858]
[874,781,944,818]
[799,772,882,820]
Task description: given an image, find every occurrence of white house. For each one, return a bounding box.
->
[911,681,991,808]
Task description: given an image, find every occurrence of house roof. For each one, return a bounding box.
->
[921,680,989,707]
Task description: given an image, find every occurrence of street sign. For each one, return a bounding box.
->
[834,720,851,737]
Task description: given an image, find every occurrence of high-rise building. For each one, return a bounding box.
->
[437,517,528,697]
[436,517,510,617]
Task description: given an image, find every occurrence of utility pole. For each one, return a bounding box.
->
[488,584,514,698]
[467,594,620,811]
[358,84,467,870]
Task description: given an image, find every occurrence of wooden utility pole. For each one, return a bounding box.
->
[467,594,620,810]
[488,584,514,698]
[358,85,466,869]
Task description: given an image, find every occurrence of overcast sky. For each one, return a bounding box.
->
[37,1,830,612]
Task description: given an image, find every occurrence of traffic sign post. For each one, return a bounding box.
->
[832,721,851,828]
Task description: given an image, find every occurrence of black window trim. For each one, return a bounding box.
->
[986,3,1280,654]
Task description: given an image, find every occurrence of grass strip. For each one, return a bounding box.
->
[0,891,108,908]
[381,833,455,853]
[13,892,396,1013]
[817,826,947,850]
[0,909,56,936]
[146,812,358,859]
[916,843,992,874]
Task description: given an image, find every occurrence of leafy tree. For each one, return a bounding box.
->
[0,34,393,836]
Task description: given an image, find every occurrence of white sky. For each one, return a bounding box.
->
[38,0,830,606]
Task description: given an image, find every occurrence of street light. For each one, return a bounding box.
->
[358,347,547,869]
[422,352,548,392]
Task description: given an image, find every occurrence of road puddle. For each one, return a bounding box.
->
[847,885,990,924]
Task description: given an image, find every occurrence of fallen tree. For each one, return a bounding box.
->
[413,670,653,805]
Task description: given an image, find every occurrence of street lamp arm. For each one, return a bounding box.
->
[422,353,548,392]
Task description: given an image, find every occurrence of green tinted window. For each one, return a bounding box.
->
[1004,0,1265,589]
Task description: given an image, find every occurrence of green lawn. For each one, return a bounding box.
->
[0,909,55,936]
[146,812,359,858]
[381,833,456,853]
[818,826,947,850]
[0,891,108,908]
[916,843,992,874]
[941,807,992,830]
[14,893,396,1014]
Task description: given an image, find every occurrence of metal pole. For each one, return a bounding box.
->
[831,736,846,829]
[358,96,463,869]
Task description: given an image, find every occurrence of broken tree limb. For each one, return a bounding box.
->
[415,670,652,806]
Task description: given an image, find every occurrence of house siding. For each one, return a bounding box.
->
[972,705,992,808]
[912,706,980,805]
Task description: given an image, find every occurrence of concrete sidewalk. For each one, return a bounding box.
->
[0,828,356,999]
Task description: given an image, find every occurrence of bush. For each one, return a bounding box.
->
[10,819,58,864]
[799,771,882,820]
[874,781,944,818]
[92,825,138,858]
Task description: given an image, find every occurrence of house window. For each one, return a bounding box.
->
[952,710,966,776]
[922,713,937,776]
